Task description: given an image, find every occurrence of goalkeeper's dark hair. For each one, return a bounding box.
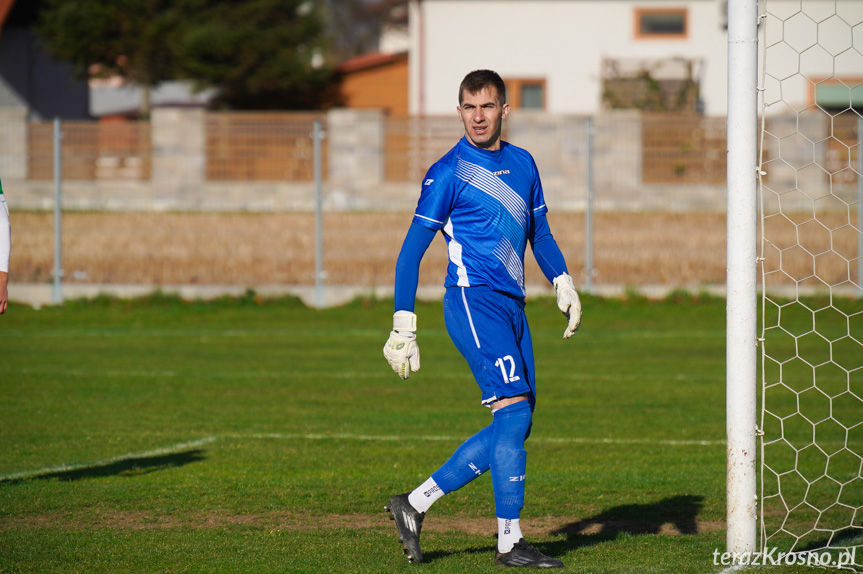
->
[459,69,506,105]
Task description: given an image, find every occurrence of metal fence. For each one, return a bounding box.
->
[22,110,734,185]
[204,112,327,182]
[7,109,862,304]
[21,109,860,214]
[29,121,152,181]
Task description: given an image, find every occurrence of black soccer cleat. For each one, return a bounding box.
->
[494,538,564,568]
[384,493,425,563]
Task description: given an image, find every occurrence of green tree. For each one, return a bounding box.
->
[36,0,183,117]
[173,0,335,109]
[36,0,336,113]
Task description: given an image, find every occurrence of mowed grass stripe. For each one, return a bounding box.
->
[3,366,726,383]
[3,293,854,573]
[2,327,725,338]
[0,432,727,483]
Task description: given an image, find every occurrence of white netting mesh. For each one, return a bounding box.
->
[759,0,863,569]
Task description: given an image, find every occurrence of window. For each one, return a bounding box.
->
[814,81,863,112]
[520,84,544,109]
[504,79,546,110]
[635,8,688,39]
[810,78,863,187]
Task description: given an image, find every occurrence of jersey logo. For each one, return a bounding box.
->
[491,170,510,176]
[424,179,434,186]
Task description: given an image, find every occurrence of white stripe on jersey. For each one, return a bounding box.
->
[493,237,525,296]
[444,218,470,287]
[454,158,528,229]
[414,213,444,226]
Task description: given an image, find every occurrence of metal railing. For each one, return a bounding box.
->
[12,110,860,304]
[23,111,742,187]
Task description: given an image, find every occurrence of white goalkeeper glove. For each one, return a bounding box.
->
[553,273,582,339]
[383,310,421,379]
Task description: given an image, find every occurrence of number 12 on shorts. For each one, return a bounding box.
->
[494,355,521,384]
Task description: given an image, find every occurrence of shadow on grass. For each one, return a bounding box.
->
[2,449,207,483]
[551,494,705,538]
[540,494,706,557]
[423,494,706,564]
[423,543,498,564]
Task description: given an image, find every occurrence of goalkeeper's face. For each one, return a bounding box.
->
[457,86,510,151]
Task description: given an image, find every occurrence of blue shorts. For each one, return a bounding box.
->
[443,286,537,408]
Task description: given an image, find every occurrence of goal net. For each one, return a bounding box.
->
[759,0,863,569]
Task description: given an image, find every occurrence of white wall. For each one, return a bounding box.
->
[410,0,730,116]
[410,0,863,117]
[761,0,863,116]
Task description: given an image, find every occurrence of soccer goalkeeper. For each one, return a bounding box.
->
[383,69,581,568]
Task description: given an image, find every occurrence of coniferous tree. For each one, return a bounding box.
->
[35,0,336,112]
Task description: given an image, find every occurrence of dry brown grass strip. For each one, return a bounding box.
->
[9,211,855,289]
[0,509,725,537]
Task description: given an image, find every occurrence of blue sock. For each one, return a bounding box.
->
[490,401,532,520]
[431,424,492,493]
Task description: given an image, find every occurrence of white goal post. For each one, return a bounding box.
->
[726,0,760,557]
[730,0,863,569]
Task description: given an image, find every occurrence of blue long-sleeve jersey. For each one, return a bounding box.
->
[394,137,568,312]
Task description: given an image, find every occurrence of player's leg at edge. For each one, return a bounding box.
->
[385,401,563,567]
[384,424,493,563]
[491,400,563,569]
[385,492,427,563]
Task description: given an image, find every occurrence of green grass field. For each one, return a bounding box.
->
[0,291,857,573]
